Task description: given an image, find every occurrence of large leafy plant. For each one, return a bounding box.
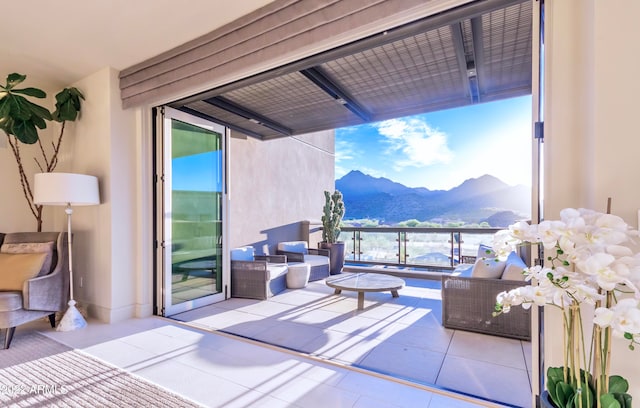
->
[0,73,84,231]
[493,208,639,408]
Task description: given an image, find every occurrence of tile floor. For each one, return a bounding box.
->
[13,277,533,407]
[173,278,533,407]
[17,316,505,408]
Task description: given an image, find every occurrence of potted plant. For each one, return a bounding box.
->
[320,189,346,275]
[0,73,84,231]
[492,208,639,408]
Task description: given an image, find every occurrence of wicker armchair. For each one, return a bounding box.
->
[276,241,330,281]
[230,247,288,300]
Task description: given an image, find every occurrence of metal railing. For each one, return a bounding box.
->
[339,226,502,270]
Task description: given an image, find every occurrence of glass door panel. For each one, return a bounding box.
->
[160,107,226,316]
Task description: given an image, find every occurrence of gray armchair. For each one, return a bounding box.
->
[0,232,69,349]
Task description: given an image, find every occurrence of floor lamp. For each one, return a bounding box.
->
[34,172,100,331]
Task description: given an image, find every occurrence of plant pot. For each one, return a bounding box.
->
[319,241,345,275]
[540,390,555,408]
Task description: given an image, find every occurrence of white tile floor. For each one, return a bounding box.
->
[16,316,506,408]
[13,277,532,408]
[173,278,533,407]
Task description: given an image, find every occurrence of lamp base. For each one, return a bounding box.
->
[56,300,87,331]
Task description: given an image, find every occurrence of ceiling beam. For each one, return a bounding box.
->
[176,106,265,140]
[300,67,371,122]
[203,96,292,136]
[450,23,473,102]
[470,16,486,102]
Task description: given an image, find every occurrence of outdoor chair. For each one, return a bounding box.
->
[276,241,330,281]
[230,246,288,300]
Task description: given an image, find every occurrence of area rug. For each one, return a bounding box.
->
[0,330,203,407]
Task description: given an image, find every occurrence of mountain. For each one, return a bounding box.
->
[336,171,530,227]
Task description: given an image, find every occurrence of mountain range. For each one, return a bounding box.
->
[336,170,531,227]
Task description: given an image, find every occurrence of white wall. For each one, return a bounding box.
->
[545,0,640,398]
[62,67,137,323]
[229,130,335,254]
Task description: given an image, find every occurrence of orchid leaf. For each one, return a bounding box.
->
[601,393,622,408]
[609,376,629,394]
[555,381,575,407]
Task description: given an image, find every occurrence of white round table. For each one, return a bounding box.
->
[286,263,311,288]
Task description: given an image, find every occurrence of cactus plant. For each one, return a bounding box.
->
[321,190,345,243]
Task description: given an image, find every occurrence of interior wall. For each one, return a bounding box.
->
[545,0,640,398]
[229,130,335,254]
[63,67,137,323]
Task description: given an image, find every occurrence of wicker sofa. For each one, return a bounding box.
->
[441,247,531,341]
[230,246,288,300]
[276,241,330,282]
[0,232,69,349]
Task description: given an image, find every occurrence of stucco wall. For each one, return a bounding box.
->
[229,130,335,254]
[545,0,640,399]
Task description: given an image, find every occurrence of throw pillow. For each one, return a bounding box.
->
[501,251,528,281]
[1,241,55,276]
[502,263,527,281]
[470,258,506,279]
[230,246,255,261]
[476,243,496,259]
[0,252,48,290]
[278,241,309,255]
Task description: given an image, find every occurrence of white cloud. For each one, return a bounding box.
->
[375,118,453,170]
[335,139,355,163]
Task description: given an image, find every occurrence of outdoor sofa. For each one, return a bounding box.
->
[441,246,531,341]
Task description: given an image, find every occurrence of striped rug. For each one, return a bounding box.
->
[0,330,203,407]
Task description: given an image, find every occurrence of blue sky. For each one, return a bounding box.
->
[335,95,532,190]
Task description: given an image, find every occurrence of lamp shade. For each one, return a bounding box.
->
[34,173,100,206]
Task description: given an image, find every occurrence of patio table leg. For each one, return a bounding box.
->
[391,290,399,298]
[334,288,342,295]
[357,292,364,310]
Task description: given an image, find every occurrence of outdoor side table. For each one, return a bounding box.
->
[286,263,311,288]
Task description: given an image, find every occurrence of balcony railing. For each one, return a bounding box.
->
[339,226,502,271]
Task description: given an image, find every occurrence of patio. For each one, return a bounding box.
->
[173,276,532,407]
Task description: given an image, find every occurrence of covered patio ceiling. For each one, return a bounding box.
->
[169,0,531,140]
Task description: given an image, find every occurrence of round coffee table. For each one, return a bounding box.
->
[325,272,405,310]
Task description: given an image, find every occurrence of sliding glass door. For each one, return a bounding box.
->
[158,107,227,316]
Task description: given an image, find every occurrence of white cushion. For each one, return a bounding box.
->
[266,264,288,280]
[501,251,527,281]
[470,258,506,279]
[303,254,329,267]
[277,241,309,255]
[230,246,255,261]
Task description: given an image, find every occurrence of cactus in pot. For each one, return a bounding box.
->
[320,190,346,274]
[321,190,345,243]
